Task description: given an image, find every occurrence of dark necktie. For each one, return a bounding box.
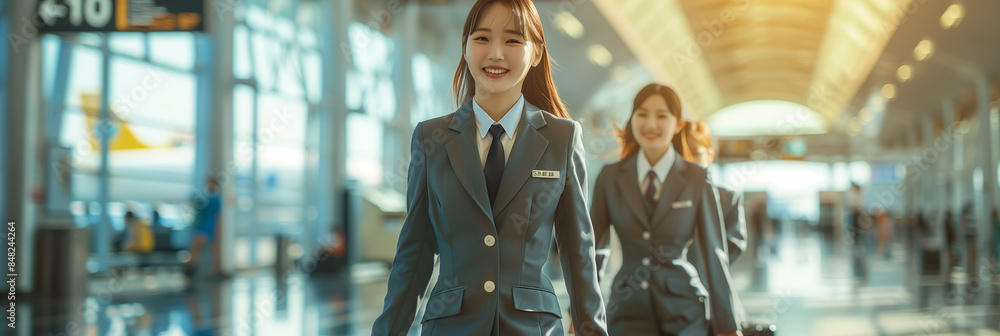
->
[485,124,506,208]
[644,170,657,207]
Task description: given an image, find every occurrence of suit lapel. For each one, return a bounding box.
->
[617,156,651,230]
[650,157,689,227]
[492,103,548,218]
[446,100,493,222]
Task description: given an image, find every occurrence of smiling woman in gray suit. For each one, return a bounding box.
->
[590,84,744,336]
[371,1,608,335]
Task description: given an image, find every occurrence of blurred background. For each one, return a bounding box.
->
[2,0,1000,335]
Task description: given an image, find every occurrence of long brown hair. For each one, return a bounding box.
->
[673,120,713,162]
[616,84,683,160]
[452,0,570,119]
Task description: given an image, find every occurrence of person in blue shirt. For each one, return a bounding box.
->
[187,177,222,276]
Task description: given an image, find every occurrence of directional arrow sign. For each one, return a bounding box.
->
[37,0,204,33]
[38,0,69,26]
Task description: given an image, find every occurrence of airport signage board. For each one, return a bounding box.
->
[37,0,204,32]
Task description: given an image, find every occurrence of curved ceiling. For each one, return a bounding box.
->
[678,0,832,108]
[706,100,827,137]
[594,0,915,129]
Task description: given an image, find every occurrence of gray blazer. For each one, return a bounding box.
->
[689,187,748,271]
[718,188,748,262]
[372,100,609,336]
[591,155,743,335]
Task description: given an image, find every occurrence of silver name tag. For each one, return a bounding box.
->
[532,170,560,178]
[672,200,693,209]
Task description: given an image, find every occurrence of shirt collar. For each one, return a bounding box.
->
[473,94,524,140]
[636,145,675,183]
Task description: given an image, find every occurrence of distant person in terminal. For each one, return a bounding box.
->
[372,0,609,335]
[187,177,222,277]
[122,211,154,253]
[993,208,1000,267]
[589,84,744,336]
[673,120,748,264]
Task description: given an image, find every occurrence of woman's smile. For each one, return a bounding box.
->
[483,65,510,78]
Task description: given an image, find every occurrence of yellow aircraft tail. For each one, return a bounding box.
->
[80,93,163,151]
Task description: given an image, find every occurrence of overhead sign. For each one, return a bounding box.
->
[37,0,204,32]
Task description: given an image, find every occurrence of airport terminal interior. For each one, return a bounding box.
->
[3,0,1000,335]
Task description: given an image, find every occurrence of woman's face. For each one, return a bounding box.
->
[464,4,541,98]
[631,94,683,156]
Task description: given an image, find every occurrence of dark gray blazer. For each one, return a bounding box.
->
[372,100,609,336]
[689,187,748,271]
[717,188,748,262]
[591,155,743,335]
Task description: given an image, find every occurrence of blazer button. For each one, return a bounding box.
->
[642,231,651,241]
[484,281,496,293]
[484,235,496,247]
[640,281,649,290]
[642,257,650,266]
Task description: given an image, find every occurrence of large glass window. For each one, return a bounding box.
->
[232,0,322,268]
[149,33,196,70]
[346,22,396,121]
[721,160,834,222]
[42,31,201,273]
[108,33,144,58]
[346,113,385,187]
[109,56,197,129]
[410,53,441,127]
[345,22,398,189]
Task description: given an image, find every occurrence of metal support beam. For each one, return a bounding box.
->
[943,99,956,215]
[975,76,995,276]
[921,118,934,216]
[389,3,418,193]
[917,117,937,255]
[906,126,919,212]
[0,0,10,226]
[43,39,74,218]
[204,0,236,275]
[5,0,43,292]
[47,40,74,149]
[291,0,320,260]
[96,35,113,274]
[319,0,353,270]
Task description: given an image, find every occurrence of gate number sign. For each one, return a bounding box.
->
[38,0,205,32]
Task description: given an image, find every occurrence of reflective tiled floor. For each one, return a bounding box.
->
[14,224,1000,335]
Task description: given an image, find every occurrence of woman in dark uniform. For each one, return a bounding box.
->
[372,1,608,335]
[590,84,743,336]
[673,120,748,264]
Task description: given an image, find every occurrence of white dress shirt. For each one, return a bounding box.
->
[636,145,676,201]
[472,94,524,168]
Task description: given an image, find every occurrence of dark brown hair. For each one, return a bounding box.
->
[672,120,713,162]
[452,0,569,119]
[616,84,683,160]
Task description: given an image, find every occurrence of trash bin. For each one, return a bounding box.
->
[343,179,361,268]
[33,228,90,300]
[275,234,293,278]
[310,180,360,275]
